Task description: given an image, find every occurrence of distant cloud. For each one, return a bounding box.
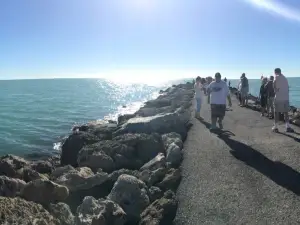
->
[244,0,300,22]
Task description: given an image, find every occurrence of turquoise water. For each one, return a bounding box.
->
[0,79,173,158]
[229,77,300,106]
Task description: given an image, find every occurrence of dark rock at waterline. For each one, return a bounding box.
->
[139,190,178,225]
[73,121,118,139]
[0,154,29,178]
[61,132,101,167]
[118,113,136,125]
[113,133,165,164]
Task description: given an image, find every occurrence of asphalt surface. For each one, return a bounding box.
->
[175,98,300,225]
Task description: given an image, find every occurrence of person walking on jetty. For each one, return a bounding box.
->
[239,73,249,107]
[194,76,203,119]
[265,75,275,119]
[272,68,294,133]
[259,77,268,116]
[207,72,232,130]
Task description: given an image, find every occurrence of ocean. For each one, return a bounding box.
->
[0,77,299,159]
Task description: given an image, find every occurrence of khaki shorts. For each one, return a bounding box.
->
[274,100,289,113]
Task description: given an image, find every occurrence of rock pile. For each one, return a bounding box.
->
[0,82,194,225]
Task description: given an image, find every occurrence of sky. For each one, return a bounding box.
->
[1,0,300,81]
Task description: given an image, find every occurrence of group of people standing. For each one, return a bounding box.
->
[194,68,294,133]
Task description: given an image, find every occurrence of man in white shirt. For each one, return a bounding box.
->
[272,68,294,133]
[207,72,232,130]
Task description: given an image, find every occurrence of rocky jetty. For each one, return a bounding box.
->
[0,82,194,225]
[229,87,300,126]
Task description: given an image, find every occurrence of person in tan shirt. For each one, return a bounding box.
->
[272,68,294,133]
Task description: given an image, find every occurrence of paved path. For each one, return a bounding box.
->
[175,98,300,225]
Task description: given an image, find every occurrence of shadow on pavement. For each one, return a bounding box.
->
[219,135,300,196]
[196,118,235,137]
[278,131,300,143]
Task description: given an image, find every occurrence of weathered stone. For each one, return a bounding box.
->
[76,196,127,225]
[22,167,48,182]
[54,166,108,191]
[0,176,26,197]
[162,132,183,149]
[108,174,150,224]
[148,186,164,203]
[77,140,136,172]
[166,143,182,167]
[139,168,168,187]
[113,133,164,164]
[0,154,29,178]
[49,202,75,225]
[31,160,54,174]
[140,153,166,172]
[61,132,101,167]
[156,168,181,191]
[21,179,69,205]
[113,109,191,141]
[139,191,178,225]
[0,196,60,225]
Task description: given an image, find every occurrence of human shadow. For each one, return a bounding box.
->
[219,135,300,195]
[196,118,235,137]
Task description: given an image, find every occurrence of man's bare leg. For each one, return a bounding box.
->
[272,112,279,132]
[284,112,294,132]
[211,116,217,129]
[218,116,224,129]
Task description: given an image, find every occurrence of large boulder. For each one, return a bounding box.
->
[108,174,150,224]
[76,196,127,225]
[139,191,178,225]
[21,179,69,205]
[156,168,181,191]
[77,140,137,172]
[162,132,183,149]
[113,133,164,164]
[140,153,166,172]
[113,109,191,141]
[165,143,182,168]
[0,176,26,197]
[61,132,101,167]
[52,166,108,191]
[139,168,168,187]
[0,196,60,225]
[49,202,75,225]
[31,160,54,174]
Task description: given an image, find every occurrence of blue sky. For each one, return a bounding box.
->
[1,0,300,81]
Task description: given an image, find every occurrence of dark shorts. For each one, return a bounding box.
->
[211,104,226,118]
[260,96,267,108]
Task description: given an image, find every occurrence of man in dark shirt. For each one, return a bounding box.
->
[265,76,275,118]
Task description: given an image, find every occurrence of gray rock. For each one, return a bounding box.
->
[162,132,183,149]
[139,190,178,225]
[108,174,150,223]
[118,114,136,125]
[0,196,60,225]
[157,168,181,191]
[0,176,26,197]
[148,186,163,203]
[113,133,164,164]
[53,166,108,192]
[0,154,29,178]
[31,160,54,174]
[51,165,74,179]
[49,202,75,225]
[113,109,191,141]
[139,168,168,187]
[76,196,127,225]
[140,153,166,172]
[77,140,136,172]
[166,143,182,167]
[61,131,101,167]
[22,167,48,182]
[21,179,69,205]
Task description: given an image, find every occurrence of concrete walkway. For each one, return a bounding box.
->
[175,98,300,225]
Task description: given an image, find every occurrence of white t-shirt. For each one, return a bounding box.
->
[274,74,289,101]
[194,83,203,99]
[207,80,229,105]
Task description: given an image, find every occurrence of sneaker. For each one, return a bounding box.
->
[286,127,294,133]
[272,126,279,133]
[218,121,223,129]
